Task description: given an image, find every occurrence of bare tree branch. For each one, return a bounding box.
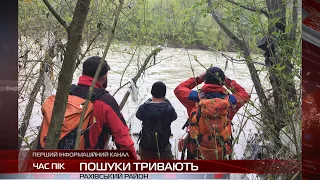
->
[43,0,69,30]
[208,0,242,45]
[219,52,266,66]
[75,30,103,71]
[18,60,58,64]
[120,45,139,87]
[18,43,58,150]
[225,0,269,18]
[119,47,162,110]
[112,54,170,97]
[112,81,130,96]
[146,55,173,68]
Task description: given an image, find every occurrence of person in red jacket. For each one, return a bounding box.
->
[174,67,250,160]
[71,56,139,159]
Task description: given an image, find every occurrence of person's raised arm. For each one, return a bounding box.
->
[174,72,205,115]
[225,77,250,111]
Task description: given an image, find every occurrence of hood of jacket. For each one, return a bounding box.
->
[139,99,169,119]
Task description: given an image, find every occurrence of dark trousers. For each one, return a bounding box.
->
[139,144,174,160]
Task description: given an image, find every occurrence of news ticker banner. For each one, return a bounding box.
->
[0,150,299,174]
[0,173,238,179]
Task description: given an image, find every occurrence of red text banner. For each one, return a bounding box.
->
[0,150,300,174]
[25,160,298,174]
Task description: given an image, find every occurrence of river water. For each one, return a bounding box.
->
[20,45,267,162]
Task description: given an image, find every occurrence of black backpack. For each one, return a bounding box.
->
[139,116,169,152]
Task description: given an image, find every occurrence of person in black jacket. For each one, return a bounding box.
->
[136,81,177,160]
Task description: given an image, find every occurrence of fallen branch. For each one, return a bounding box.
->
[119,47,162,110]
[112,53,169,97]
[112,52,169,97]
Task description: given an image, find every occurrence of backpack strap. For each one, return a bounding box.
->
[182,119,189,130]
[69,85,107,102]
[137,131,142,144]
[82,88,107,149]
[227,94,237,106]
[91,88,107,102]
[68,84,76,95]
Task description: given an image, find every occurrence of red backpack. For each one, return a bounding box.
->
[188,94,233,160]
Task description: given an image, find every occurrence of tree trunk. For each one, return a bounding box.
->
[265,0,298,135]
[239,42,275,121]
[207,0,287,150]
[207,0,273,121]
[41,67,54,104]
[44,0,91,149]
[74,0,125,150]
[208,0,299,153]
[18,68,44,150]
[41,42,56,104]
[18,48,56,150]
